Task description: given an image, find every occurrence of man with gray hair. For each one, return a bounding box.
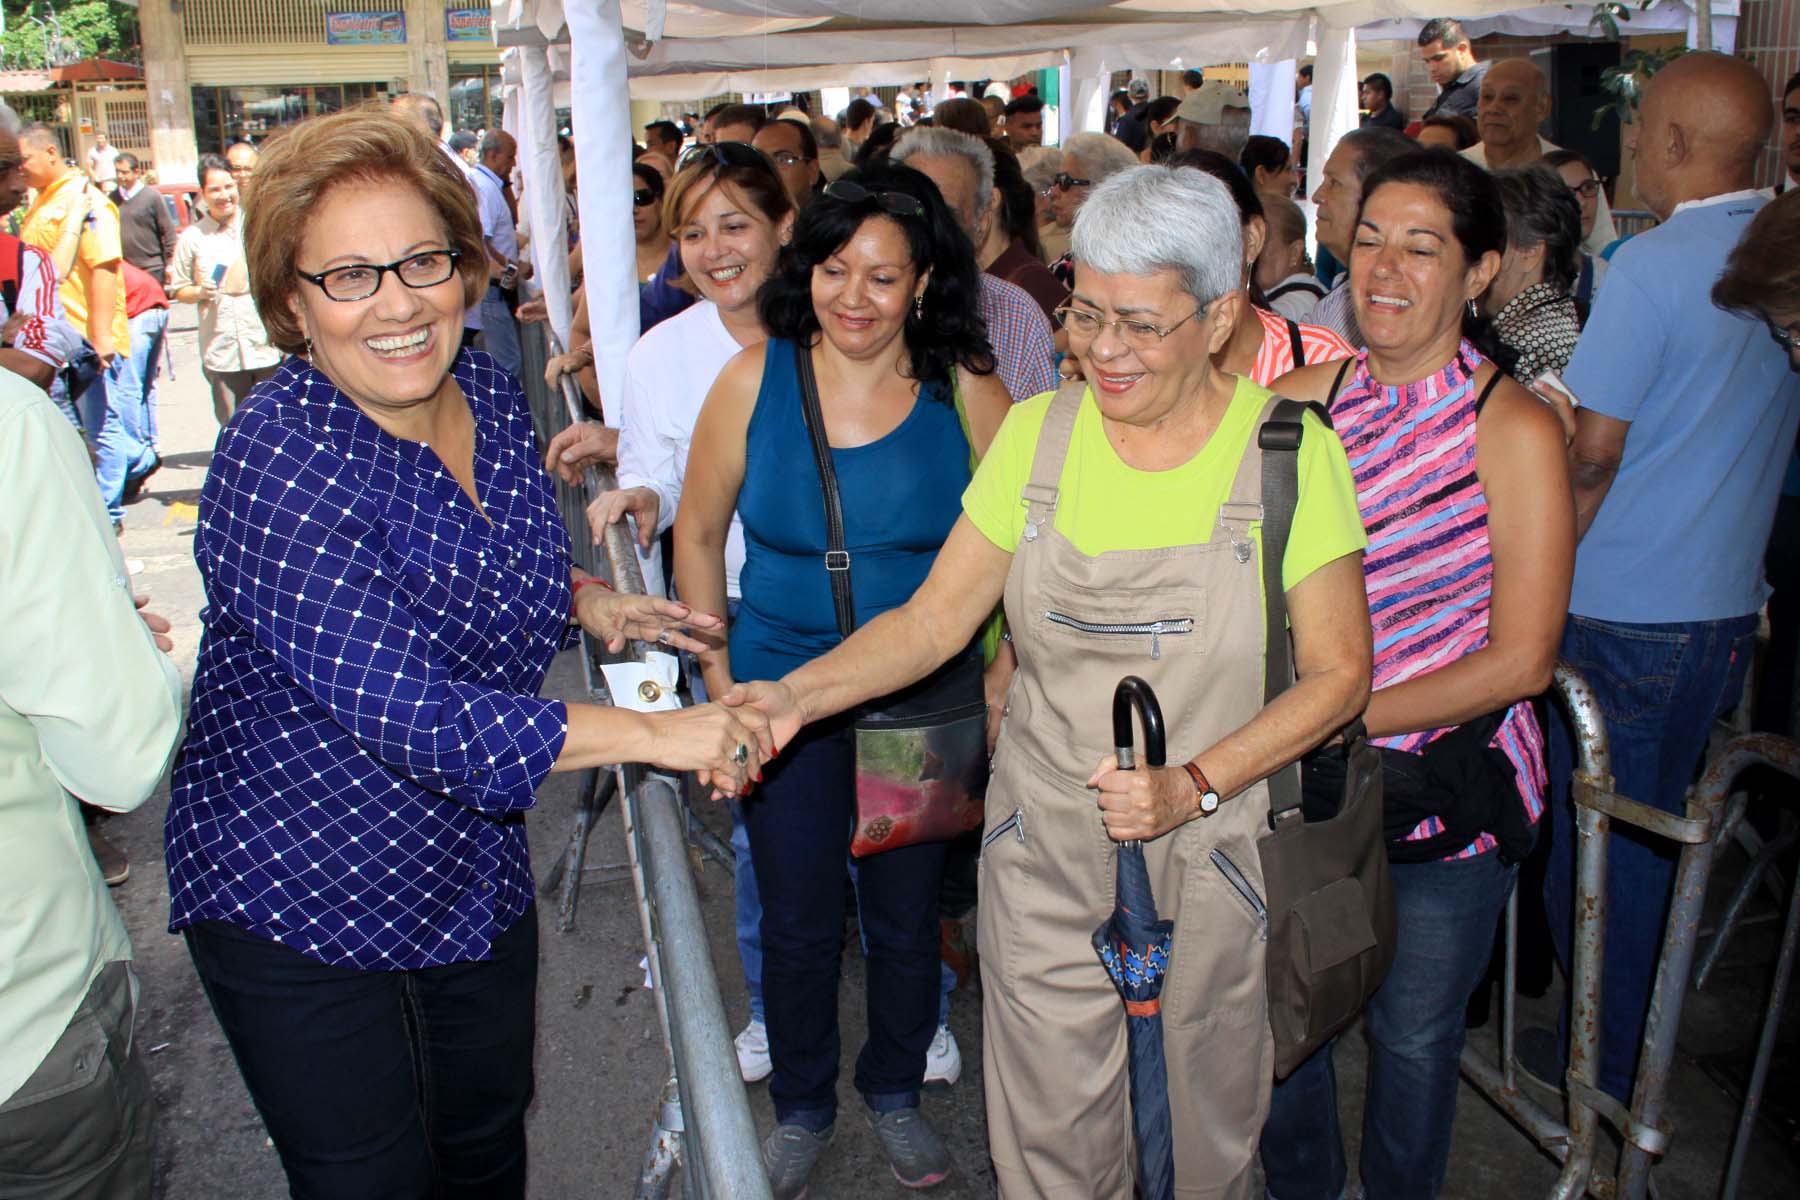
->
[1174,79,1252,162]
[470,129,525,375]
[1301,126,1416,345]
[809,115,850,181]
[892,129,1057,399]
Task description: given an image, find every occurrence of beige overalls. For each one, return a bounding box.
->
[979,385,1277,1198]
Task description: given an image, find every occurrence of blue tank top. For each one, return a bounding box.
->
[729,338,971,682]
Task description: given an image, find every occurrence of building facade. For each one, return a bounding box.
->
[142,0,502,184]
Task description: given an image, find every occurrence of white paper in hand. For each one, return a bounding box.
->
[600,651,682,712]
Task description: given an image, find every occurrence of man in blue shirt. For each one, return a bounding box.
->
[471,131,525,376]
[1545,52,1795,1105]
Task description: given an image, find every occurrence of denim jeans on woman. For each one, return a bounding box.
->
[1543,613,1757,1103]
[741,718,945,1130]
[1262,850,1517,1199]
[185,905,538,1199]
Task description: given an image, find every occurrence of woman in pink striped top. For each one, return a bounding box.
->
[1262,151,1575,1198]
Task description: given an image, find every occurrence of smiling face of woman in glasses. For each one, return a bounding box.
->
[289,180,467,419]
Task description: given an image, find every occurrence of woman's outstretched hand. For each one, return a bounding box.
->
[586,486,661,549]
[718,679,806,761]
[543,420,618,485]
[573,588,722,654]
[1087,755,1197,842]
[642,702,773,797]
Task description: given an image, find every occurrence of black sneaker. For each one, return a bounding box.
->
[761,1122,832,1200]
[867,1106,951,1189]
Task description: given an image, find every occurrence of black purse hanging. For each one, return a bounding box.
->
[793,342,989,857]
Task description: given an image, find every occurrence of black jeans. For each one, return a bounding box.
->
[743,720,946,1130]
[185,907,538,1200]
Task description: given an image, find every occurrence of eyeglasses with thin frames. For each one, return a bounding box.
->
[1053,303,1205,350]
[822,178,925,218]
[296,249,461,303]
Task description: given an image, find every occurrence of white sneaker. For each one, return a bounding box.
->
[736,1018,772,1083]
[923,1023,961,1087]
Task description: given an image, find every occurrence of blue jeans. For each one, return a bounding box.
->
[1543,613,1758,1102]
[115,306,169,454]
[478,288,522,377]
[1262,851,1517,1200]
[185,906,538,1198]
[51,343,148,523]
[741,720,946,1130]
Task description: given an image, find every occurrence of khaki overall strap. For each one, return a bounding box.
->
[1213,394,1287,562]
[1018,381,1087,546]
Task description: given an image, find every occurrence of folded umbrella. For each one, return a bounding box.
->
[1092,675,1175,1200]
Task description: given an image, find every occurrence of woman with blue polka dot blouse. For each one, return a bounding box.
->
[164,108,771,1198]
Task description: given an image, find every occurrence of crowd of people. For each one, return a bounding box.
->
[4,22,1800,1200]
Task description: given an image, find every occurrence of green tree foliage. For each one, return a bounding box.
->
[2,2,140,70]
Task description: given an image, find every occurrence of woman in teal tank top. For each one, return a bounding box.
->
[676,163,1010,1195]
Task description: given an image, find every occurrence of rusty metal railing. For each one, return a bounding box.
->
[516,322,770,1199]
[1461,662,1800,1199]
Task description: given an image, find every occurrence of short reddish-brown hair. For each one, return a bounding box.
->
[245,103,486,354]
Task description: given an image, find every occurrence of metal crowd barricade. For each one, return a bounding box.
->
[1461,663,1800,1199]
[515,323,771,1199]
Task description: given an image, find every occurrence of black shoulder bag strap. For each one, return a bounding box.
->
[1258,398,1308,826]
[795,341,857,639]
[1285,317,1305,368]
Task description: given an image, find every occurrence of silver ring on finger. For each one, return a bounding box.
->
[656,629,671,645]
[732,742,749,766]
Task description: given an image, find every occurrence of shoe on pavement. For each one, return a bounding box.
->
[867,1106,951,1189]
[86,825,129,886]
[923,1024,961,1087]
[736,1018,772,1083]
[761,1121,832,1200]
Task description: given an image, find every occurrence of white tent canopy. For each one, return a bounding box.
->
[484,0,1640,415]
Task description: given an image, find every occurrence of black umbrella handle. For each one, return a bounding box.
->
[1112,676,1167,772]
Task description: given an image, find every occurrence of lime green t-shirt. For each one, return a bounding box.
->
[961,377,1367,592]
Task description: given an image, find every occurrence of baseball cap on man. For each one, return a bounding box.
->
[1127,78,1151,99]
[1175,80,1250,125]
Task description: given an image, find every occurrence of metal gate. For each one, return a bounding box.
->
[71,87,152,167]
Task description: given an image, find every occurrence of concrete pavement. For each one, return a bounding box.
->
[91,319,1800,1198]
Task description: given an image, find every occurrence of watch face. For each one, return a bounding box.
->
[1199,791,1220,814]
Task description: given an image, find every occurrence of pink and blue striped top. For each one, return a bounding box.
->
[1330,342,1546,860]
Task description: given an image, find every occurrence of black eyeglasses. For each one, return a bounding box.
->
[1767,316,1799,354]
[296,249,461,303]
[633,188,659,207]
[822,178,925,217]
[1569,178,1600,198]
[678,140,772,172]
[1053,172,1092,192]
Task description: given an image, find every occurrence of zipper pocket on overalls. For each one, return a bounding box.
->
[1041,611,1196,660]
[1210,848,1269,941]
[981,808,1026,849]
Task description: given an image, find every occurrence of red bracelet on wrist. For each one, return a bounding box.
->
[569,574,613,619]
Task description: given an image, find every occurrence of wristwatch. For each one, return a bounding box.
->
[1183,761,1220,815]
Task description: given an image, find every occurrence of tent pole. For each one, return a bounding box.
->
[1306,22,1359,208]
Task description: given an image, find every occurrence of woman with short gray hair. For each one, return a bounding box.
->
[725,164,1373,1195]
[1043,132,1138,270]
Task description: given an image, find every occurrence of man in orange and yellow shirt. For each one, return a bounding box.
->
[18,122,145,527]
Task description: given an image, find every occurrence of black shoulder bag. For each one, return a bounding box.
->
[794,342,989,857]
[1253,399,1397,1079]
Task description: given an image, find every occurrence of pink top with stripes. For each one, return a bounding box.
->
[1329,342,1546,860]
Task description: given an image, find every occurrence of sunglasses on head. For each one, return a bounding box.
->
[822,178,925,218]
[678,140,772,172]
[1053,172,1092,191]
[633,187,659,207]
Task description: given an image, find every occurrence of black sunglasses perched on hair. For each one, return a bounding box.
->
[296,249,461,303]
[678,140,772,171]
[822,178,925,217]
[1053,172,1092,191]
[633,187,659,207]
